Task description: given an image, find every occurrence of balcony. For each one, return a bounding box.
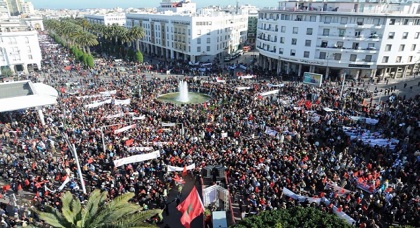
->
[316,46,378,53]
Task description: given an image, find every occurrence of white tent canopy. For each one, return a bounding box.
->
[0,80,58,125]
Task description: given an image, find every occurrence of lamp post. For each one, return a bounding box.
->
[62,133,87,194]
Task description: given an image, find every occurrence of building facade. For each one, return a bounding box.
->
[126,0,248,62]
[257,0,420,81]
[0,19,42,74]
[84,13,126,26]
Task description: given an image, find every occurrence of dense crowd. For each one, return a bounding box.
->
[0,34,419,228]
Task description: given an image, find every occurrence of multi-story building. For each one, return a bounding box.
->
[0,18,42,74]
[84,13,126,26]
[126,0,248,62]
[21,0,34,15]
[246,7,258,47]
[257,0,420,81]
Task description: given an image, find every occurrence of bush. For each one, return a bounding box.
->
[231,207,353,228]
[86,55,94,68]
[82,53,89,65]
[135,51,143,63]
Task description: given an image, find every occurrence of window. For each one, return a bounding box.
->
[338,29,345,37]
[411,44,416,51]
[305,40,311,47]
[373,18,380,26]
[304,51,310,58]
[323,28,330,36]
[355,30,361,37]
[340,17,348,24]
[403,19,409,25]
[385,44,392,51]
[207,46,210,51]
[28,54,33,60]
[324,16,332,24]
[279,48,284,54]
[399,44,405,51]
[396,56,402,63]
[310,16,316,22]
[408,56,413,62]
[281,26,286,33]
[349,54,357,61]
[290,49,296,56]
[415,32,420,39]
[291,38,297,45]
[382,56,389,63]
[336,41,343,48]
[280,37,285,43]
[365,55,372,62]
[306,28,313,35]
[356,18,364,25]
[368,43,375,48]
[319,52,326,59]
[197,38,201,44]
[402,32,408,39]
[334,53,341,60]
[197,46,201,52]
[389,19,395,25]
[207,38,210,43]
[293,27,298,34]
[388,32,395,39]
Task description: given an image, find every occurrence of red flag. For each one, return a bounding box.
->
[182,165,188,177]
[305,100,312,109]
[173,175,186,184]
[125,139,134,146]
[176,186,204,228]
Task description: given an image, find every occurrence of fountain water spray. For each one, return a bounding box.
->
[177,81,189,102]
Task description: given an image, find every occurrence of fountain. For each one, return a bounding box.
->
[177,81,189,102]
[156,80,211,105]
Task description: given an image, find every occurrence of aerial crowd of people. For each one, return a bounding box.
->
[0,33,419,228]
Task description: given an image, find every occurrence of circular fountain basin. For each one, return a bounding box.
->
[156,92,211,105]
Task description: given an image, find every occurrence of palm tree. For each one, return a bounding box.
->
[33,190,161,228]
[128,26,145,52]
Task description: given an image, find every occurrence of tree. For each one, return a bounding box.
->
[231,207,353,228]
[128,26,145,52]
[33,189,161,228]
[135,51,144,63]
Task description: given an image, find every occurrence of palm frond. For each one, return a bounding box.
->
[33,208,67,228]
[61,191,77,225]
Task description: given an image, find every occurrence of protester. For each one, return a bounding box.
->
[0,33,419,228]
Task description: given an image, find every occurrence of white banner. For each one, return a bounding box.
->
[161,122,176,127]
[267,84,285,88]
[167,164,196,172]
[260,90,280,96]
[238,75,255,79]
[58,176,71,191]
[114,99,131,106]
[236,87,251,91]
[114,124,136,134]
[85,99,112,108]
[128,146,154,152]
[216,77,226,83]
[99,90,117,96]
[265,127,278,136]
[106,113,124,119]
[282,187,355,225]
[133,115,146,120]
[113,150,160,167]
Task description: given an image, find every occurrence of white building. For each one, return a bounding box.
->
[84,13,126,26]
[21,0,34,15]
[0,19,42,74]
[126,0,248,62]
[257,0,420,81]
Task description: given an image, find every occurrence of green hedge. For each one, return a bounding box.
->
[231,207,353,228]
